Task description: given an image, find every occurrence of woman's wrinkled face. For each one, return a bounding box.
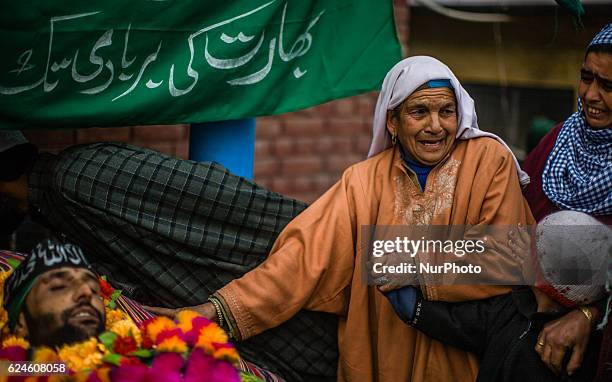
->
[579,52,612,130]
[387,87,458,166]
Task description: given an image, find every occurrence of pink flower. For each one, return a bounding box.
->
[155,328,185,345]
[184,317,211,346]
[150,352,184,373]
[110,364,148,382]
[0,345,27,361]
[184,348,240,382]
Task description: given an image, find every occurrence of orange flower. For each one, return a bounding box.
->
[32,346,59,362]
[105,308,127,330]
[176,310,199,333]
[156,335,188,353]
[95,367,112,382]
[1,335,29,349]
[110,319,142,346]
[213,345,240,364]
[195,323,228,354]
[145,316,176,343]
[58,338,104,372]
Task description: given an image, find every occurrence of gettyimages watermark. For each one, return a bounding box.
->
[361,224,611,287]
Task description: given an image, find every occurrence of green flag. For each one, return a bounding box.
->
[0,0,401,130]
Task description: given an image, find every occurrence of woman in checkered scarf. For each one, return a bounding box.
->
[522,23,612,382]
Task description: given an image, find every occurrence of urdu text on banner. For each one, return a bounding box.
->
[0,0,402,130]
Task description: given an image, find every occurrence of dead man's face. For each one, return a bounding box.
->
[19,267,105,348]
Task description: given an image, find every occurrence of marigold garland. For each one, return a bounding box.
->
[0,268,256,382]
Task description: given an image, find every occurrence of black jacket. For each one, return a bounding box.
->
[411,288,601,382]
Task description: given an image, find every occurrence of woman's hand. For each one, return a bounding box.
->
[373,252,420,293]
[143,302,218,322]
[534,308,595,376]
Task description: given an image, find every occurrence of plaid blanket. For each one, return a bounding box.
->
[27,143,338,381]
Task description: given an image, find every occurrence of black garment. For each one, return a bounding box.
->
[410,288,601,382]
[27,143,338,381]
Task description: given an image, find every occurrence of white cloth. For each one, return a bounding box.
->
[368,55,530,185]
[0,131,27,153]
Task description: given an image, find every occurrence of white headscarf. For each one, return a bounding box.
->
[368,56,529,186]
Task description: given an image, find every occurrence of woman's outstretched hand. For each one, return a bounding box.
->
[143,302,218,322]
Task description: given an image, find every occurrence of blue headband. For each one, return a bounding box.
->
[426,79,454,90]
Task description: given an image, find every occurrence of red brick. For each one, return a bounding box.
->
[357,93,377,118]
[326,118,362,135]
[313,102,335,117]
[175,141,189,159]
[317,136,334,152]
[254,159,280,177]
[24,130,76,147]
[256,117,283,138]
[327,154,363,172]
[293,137,317,155]
[293,176,316,193]
[356,135,373,155]
[281,156,322,175]
[76,127,131,143]
[253,177,274,190]
[333,98,355,116]
[314,174,338,191]
[132,124,186,142]
[284,117,325,136]
[287,191,319,204]
[133,141,176,156]
[254,140,273,158]
[271,178,292,195]
[329,136,353,154]
[274,137,294,156]
[362,120,374,134]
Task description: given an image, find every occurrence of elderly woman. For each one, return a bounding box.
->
[156,56,534,381]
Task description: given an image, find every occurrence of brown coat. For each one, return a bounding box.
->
[218,137,535,382]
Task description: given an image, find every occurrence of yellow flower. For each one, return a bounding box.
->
[110,319,142,346]
[156,335,188,353]
[94,367,112,382]
[195,324,228,354]
[0,270,13,336]
[146,316,176,343]
[58,338,104,372]
[105,308,127,329]
[213,346,240,364]
[0,309,9,337]
[32,346,59,362]
[1,335,29,349]
[176,310,199,333]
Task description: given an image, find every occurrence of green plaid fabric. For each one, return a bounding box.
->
[28,143,338,381]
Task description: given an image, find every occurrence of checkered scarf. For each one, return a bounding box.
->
[542,24,612,215]
[588,23,612,50]
[542,99,612,215]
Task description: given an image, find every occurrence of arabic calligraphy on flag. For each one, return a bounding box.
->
[0,0,401,130]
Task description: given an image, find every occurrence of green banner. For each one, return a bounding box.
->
[0,1,401,130]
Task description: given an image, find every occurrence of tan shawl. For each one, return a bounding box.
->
[218,137,535,382]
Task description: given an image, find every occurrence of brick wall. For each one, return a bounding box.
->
[250,0,409,202]
[23,1,409,204]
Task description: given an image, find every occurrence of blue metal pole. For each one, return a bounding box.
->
[189,119,256,180]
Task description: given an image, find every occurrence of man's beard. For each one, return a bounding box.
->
[0,193,26,234]
[24,302,105,348]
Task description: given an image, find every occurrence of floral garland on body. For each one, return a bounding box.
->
[0,272,258,382]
